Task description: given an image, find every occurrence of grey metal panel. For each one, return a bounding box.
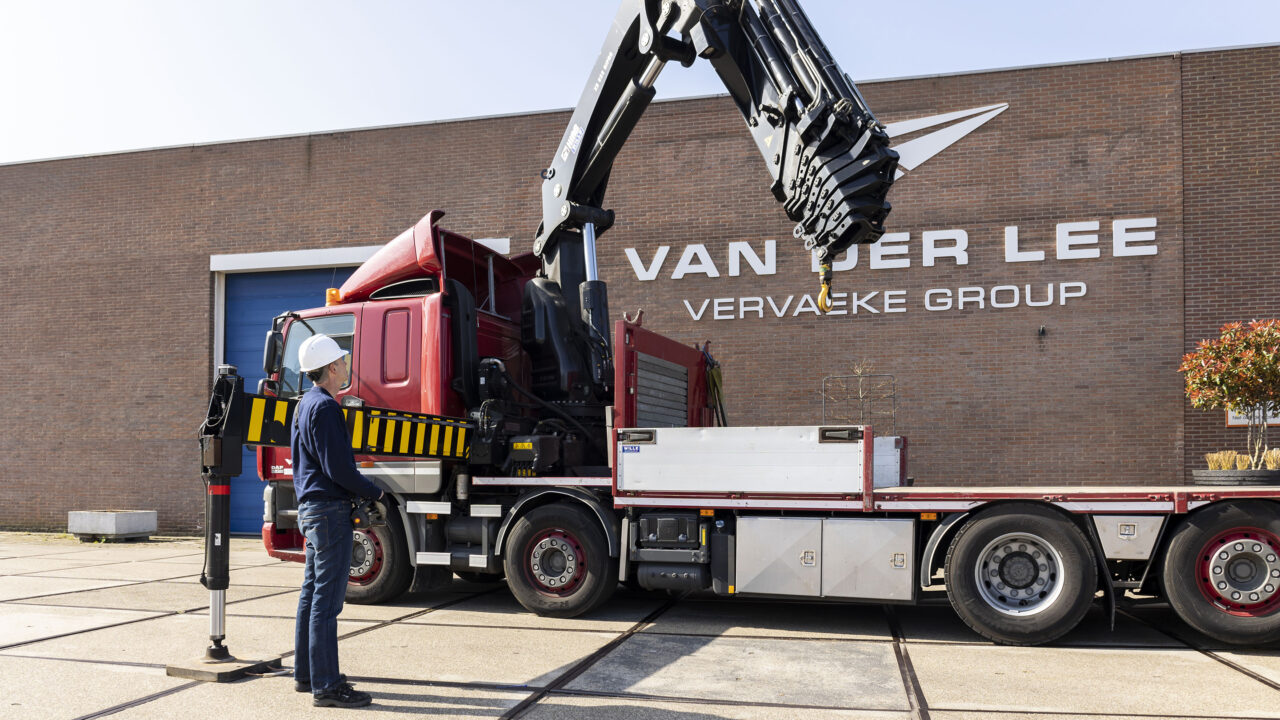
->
[637,367,689,390]
[637,352,689,376]
[636,351,688,428]
[406,501,451,514]
[636,400,688,417]
[634,409,686,425]
[414,461,444,494]
[637,398,687,417]
[822,518,915,601]
[1092,516,1165,560]
[370,461,442,495]
[636,387,688,410]
[736,517,822,596]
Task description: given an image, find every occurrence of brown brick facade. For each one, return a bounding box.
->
[0,47,1274,532]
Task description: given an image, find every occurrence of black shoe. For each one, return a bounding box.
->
[295,673,347,693]
[313,682,373,708]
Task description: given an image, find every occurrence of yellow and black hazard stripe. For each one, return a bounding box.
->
[241,394,472,462]
[342,407,471,461]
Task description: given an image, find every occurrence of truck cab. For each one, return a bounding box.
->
[257,211,538,598]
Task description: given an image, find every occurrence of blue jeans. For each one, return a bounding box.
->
[294,499,353,695]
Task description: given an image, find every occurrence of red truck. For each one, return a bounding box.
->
[202,0,1280,648]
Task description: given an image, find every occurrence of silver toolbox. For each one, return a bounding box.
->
[1092,516,1165,561]
[734,516,916,600]
[822,518,915,600]
[736,517,823,597]
[616,426,866,495]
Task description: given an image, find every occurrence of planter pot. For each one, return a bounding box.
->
[1191,469,1280,486]
[67,510,157,541]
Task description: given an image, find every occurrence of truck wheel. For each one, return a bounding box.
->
[1162,501,1280,645]
[346,504,412,605]
[503,504,617,618]
[944,503,1097,645]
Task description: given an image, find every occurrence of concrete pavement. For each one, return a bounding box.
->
[1,531,1278,720]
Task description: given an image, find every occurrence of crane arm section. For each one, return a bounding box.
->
[534,0,897,298]
[524,0,897,403]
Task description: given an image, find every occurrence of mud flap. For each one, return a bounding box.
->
[1084,519,1117,630]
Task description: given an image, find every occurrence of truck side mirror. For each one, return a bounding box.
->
[262,329,284,375]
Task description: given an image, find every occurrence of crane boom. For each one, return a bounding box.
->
[524,0,897,402]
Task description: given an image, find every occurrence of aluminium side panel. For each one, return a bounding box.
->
[735,517,823,596]
[821,518,915,601]
[616,426,864,495]
[1092,516,1165,560]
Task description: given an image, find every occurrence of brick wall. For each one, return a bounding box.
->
[0,46,1272,532]
[1181,46,1280,473]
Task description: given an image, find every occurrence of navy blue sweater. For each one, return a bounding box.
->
[291,386,382,504]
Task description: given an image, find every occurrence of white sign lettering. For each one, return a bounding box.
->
[627,217,1157,321]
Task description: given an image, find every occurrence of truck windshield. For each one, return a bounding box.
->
[279,314,356,399]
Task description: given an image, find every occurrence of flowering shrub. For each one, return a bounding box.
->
[1180,320,1280,469]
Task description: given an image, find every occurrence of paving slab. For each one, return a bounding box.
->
[191,587,475,622]
[569,633,908,711]
[0,604,167,647]
[0,575,135,602]
[524,695,910,719]
[0,533,88,556]
[110,676,530,720]
[223,550,293,566]
[10,580,291,613]
[929,714,1211,720]
[894,604,1183,648]
[50,545,204,562]
[641,600,892,641]
[1217,647,1280,686]
[24,561,205,582]
[164,564,305,587]
[0,555,104,575]
[889,604,988,644]
[908,642,1280,717]
[405,591,666,632]
[0,654,190,720]
[338,621,620,685]
[1,612,368,666]
[1053,606,1185,647]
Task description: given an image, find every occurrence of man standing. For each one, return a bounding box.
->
[292,334,383,708]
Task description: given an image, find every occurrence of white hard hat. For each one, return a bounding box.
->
[298,334,348,372]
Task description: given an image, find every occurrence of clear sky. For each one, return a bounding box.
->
[1,0,1276,166]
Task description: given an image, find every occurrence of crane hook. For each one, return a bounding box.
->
[817,263,834,314]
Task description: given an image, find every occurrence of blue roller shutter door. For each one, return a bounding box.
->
[223,268,356,534]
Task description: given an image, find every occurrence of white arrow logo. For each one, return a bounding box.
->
[884,103,1009,180]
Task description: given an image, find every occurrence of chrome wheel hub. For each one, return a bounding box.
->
[1203,533,1280,609]
[530,536,578,589]
[974,532,1064,616]
[350,530,377,578]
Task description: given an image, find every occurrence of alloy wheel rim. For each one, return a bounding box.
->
[525,528,586,597]
[1196,527,1280,616]
[349,527,384,584]
[973,531,1065,616]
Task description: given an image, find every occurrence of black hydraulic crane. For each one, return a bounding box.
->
[527,0,898,402]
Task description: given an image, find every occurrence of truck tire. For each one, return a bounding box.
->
[346,503,412,605]
[503,503,617,618]
[1162,501,1280,645]
[944,503,1097,645]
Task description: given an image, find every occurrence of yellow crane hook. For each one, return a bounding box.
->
[817,262,834,313]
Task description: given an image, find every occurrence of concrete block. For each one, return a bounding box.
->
[68,511,158,540]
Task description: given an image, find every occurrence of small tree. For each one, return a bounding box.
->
[1180,319,1280,469]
